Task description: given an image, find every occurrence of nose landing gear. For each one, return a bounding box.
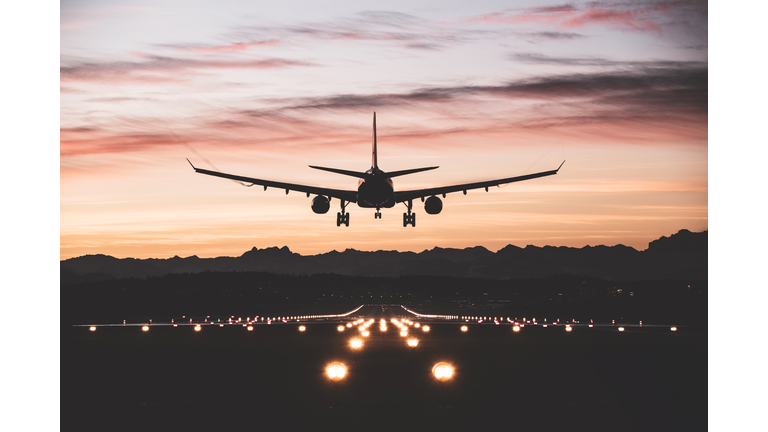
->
[375,207,382,219]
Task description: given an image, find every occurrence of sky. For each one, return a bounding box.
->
[60,0,709,259]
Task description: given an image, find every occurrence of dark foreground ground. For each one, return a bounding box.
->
[62,317,706,431]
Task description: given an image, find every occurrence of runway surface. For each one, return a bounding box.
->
[63,305,706,431]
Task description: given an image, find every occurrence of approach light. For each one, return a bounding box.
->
[347,323,353,328]
[618,327,625,332]
[670,327,678,332]
[194,325,202,332]
[400,330,408,337]
[141,325,149,332]
[326,362,347,381]
[432,362,454,381]
[247,326,253,331]
[362,331,370,337]
[337,325,345,332]
[422,326,430,332]
[415,323,421,328]
[407,338,419,348]
[89,326,96,332]
[512,325,520,332]
[565,326,572,332]
[299,326,306,332]
[350,338,363,349]
[460,325,468,332]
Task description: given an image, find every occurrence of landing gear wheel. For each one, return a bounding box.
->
[375,211,381,219]
[336,200,350,227]
[403,212,416,227]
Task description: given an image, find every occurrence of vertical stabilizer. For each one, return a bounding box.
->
[372,112,378,169]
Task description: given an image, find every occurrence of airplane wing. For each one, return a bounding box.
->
[188,159,359,203]
[394,161,565,203]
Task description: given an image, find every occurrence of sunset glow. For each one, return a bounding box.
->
[60,1,707,259]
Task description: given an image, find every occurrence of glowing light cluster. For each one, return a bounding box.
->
[432,362,454,381]
[299,325,306,332]
[460,325,468,332]
[194,324,202,332]
[618,327,625,332]
[350,338,363,349]
[422,326,430,332]
[89,326,96,332]
[512,325,520,332]
[337,325,345,332]
[326,363,347,381]
[670,327,677,332]
[407,338,419,347]
[142,325,149,332]
[247,325,253,331]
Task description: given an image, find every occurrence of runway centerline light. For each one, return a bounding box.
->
[326,362,347,381]
[432,362,454,381]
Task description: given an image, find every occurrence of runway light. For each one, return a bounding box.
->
[337,325,345,332]
[362,331,370,337]
[400,330,408,337]
[350,338,363,349]
[299,326,306,332]
[432,362,454,381]
[512,325,520,332]
[347,323,353,328]
[422,326,430,332]
[414,323,421,328]
[247,326,254,331]
[565,326,572,332]
[618,327,625,332]
[670,327,678,332]
[460,325,468,332]
[194,325,201,332]
[141,325,149,332]
[407,338,419,347]
[326,362,347,381]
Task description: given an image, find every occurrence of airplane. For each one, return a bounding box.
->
[187,113,564,227]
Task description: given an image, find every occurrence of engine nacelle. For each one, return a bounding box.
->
[311,195,330,214]
[424,195,443,215]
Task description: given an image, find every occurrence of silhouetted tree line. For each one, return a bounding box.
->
[61,271,706,325]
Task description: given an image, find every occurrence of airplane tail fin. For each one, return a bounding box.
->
[372,112,378,169]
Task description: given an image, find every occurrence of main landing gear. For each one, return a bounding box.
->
[336,200,350,227]
[403,200,416,227]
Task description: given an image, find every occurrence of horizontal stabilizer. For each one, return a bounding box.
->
[309,165,370,179]
[384,166,439,178]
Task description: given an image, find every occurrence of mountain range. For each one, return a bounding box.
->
[60,229,707,283]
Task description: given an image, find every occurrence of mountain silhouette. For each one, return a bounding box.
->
[61,229,707,282]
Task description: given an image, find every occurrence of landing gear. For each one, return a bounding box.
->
[374,207,382,219]
[402,200,416,227]
[336,200,350,227]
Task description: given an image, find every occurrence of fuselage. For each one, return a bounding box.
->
[357,167,395,208]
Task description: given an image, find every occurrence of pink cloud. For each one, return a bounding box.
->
[465,1,690,34]
[181,40,280,53]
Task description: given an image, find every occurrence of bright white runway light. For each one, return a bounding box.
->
[512,325,520,332]
[407,339,419,348]
[565,326,572,332]
[422,326,430,332]
[299,326,306,332]
[432,362,454,381]
[350,338,363,349]
[142,326,149,332]
[618,327,625,332]
[247,326,254,331]
[326,362,347,381]
[670,327,677,332]
[337,325,345,332]
[194,325,202,332]
[89,326,96,332]
[461,325,468,332]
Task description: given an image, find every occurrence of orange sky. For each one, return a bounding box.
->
[60,0,708,259]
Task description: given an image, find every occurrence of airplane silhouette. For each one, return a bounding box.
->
[187,113,564,227]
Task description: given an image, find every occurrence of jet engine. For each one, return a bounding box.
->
[311,196,330,214]
[424,196,443,215]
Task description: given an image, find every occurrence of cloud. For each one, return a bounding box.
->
[467,0,707,36]
[178,40,280,54]
[60,55,315,84]
[509,53,706,68]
